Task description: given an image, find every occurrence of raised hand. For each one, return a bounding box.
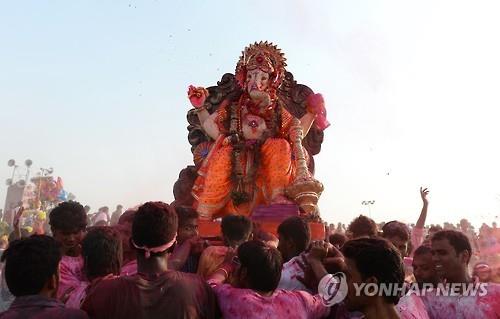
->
[416,186,430,230]
[307,240,331,262]
[296,254,319,291]
[12,206,24,240]
[13,206,24,229]
[420,187,429,205]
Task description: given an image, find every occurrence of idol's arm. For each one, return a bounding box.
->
[196,108,210,124]
[300,112,316,137]
[198,111,221,140]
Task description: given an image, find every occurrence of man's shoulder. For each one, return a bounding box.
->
[484,282,500,295]
[94,272,206,288]
[58,308,89,319]
[486,282,500,289]
[104,275,138,289]
[86,276,131,298]
[166,271,216,303]
[202,245,228,255]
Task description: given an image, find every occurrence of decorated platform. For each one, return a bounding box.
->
[199,220,325,240]
[198,204,326,240]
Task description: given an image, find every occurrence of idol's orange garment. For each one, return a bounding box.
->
[192,104,295,220]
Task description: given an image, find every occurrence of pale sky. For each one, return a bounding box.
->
[1,1,499,228]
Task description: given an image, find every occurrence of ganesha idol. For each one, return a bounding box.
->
[179,41,330,220]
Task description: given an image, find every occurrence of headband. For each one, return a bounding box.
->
[131,233,177,259]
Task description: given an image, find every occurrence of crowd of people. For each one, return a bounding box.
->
[0,187,499,318]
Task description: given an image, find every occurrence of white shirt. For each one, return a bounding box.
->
[277,255,311,292]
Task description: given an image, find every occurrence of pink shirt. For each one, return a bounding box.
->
[57,255,85,300]
[93,212,109,225]
[278,255,310,292]
[65,281,89,309]
[397,294,430,319]
[422,283,500,318]
[209,283,329,319]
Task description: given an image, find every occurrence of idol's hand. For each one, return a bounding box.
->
[188,85,209,108]
[307,93,331,130]
[306,93,325,114]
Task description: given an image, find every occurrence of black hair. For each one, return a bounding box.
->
[428,225,443,234]
[221,215,252,244]
[329,233,347,248]
[238,240,283,292]
[49,201,87,232]
[1,235,61,296]
[431,230,472,264]
[277,216,310,253]
[82,226,123,280]
[342,238,404,305]
[413,245,432,257]
[175,206,199,227]
[8,228,31,242]
[132,202,177,250]
[347,215,378,238]
[118,209,136,225]
[382,221,410,241]
[253,230,278,244]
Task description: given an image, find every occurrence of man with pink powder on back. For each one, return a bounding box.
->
[49,201,87,301]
